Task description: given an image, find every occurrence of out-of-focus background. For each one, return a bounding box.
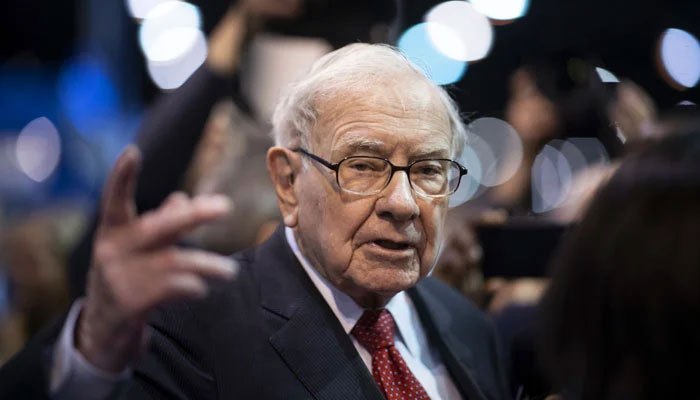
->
[0,0,698,376]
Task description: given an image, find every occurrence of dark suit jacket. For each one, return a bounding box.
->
[0,227,509,400]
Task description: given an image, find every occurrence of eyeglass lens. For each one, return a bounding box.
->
[337,157,461,196]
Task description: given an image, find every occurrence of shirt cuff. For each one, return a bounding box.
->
[50,299,132,399]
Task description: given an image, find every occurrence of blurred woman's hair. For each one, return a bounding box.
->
[538,120,700,399]
[526,53,626,158]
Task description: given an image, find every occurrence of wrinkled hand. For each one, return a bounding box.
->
[76,146,237,372]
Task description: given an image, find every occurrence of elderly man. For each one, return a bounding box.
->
[0,44,508,400]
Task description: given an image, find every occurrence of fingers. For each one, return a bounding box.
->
[150,248,238,280]
[101,146,142,228]
[134,194,232,250]
[116,248,237,312]
[99,247,238,314]
[101,192,231,252]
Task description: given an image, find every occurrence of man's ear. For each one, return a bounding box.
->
[266,147,300,227]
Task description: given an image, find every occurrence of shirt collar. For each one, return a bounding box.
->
[284,227,420,357]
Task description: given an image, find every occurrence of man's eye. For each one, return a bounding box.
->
[351,163,372,171]
[346,159,384,172]
[417,166,443,176]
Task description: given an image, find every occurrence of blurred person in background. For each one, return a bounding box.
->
[538,120,700,400]
[69,0,337,298]
[433,55,634,313]
[432,58,660,399]
[0,212,80,364]
[493,56,624,213]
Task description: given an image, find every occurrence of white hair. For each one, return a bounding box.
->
[270,43,467,158]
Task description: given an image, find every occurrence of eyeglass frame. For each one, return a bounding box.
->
[292,148,468,198]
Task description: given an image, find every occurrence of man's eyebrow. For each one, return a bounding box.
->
[413,148,451,159]
[335,136,386,155]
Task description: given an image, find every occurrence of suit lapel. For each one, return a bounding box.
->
[255,228,384,400]
[409,283,488,400]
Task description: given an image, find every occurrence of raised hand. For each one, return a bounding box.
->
[76,146,237,372]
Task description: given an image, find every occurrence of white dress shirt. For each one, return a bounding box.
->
[49,229,462,399]
[285,227,462,400]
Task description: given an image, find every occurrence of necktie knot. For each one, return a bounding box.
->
[351,309,431,399]
[352,309,395,351]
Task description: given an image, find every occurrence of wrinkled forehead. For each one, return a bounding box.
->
[310,77,452,153]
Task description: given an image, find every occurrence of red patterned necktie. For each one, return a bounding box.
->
[351,309,431,400]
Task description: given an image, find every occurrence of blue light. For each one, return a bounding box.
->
[660,28,700,89]
[56,56,120,138]
[398,23,467,86]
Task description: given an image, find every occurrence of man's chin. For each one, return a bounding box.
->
[348,267,422,303]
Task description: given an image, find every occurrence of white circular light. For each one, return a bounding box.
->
[559,138,609,174]
[425,1,494,62]
[531,143,572,213]
[468,117,523,187]
[469,0,530,21]
[450,145,484,208]
[147,26,202,62]
[139,1,202,63]
[659,28,700,89]
[147,29,207,89]
[15,117,62,182]
[126,0,169,19]
[595,67,620,83]
[397,23,468,85]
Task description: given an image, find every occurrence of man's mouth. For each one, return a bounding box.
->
[373,239,411,251]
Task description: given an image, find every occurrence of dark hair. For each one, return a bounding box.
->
[527,54,623,158]
[537,122,700,400]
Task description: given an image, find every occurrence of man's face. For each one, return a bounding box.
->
[293,77,453,307]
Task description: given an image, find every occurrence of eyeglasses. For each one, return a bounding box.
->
[293,148,467,198]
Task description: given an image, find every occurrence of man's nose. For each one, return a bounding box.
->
[375,171,420,221]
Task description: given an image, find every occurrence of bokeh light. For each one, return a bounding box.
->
[531,143,572,213]
[57,56,120,137]
[469,0,530,21]
[398,23,468,85]
[15,117,62,183]
[146,30,207,90]
[658,28,700,89]
[139,1,202,62]
[126,0,169,19]
[425,1,493,62]
[595,67,620,83]
[468,117,524,187]
[138,1,207,89]
[531,138,609,214]
[450,144,483,208]
[559,138,609,174]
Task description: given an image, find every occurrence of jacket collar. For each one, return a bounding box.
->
[409,284,488,400]
[255,226,487,400]
[255,227,384,400]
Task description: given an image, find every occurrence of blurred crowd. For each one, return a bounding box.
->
[1,1,699,399]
